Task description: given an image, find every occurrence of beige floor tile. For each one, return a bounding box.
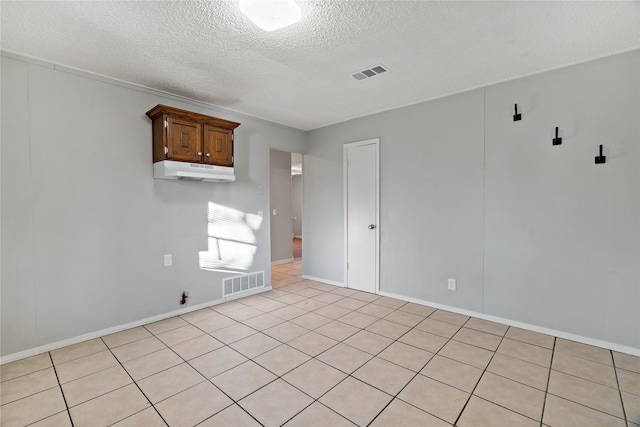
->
[211,300,246,315]
[171,334,224,360]
[102,327,152,348]
[137,363,205,404]
[398,329,448,353]
[474,372,545,420]
[314,304,352,320]
[156,324,204,347]
[62,365,132,407]
[505,327,555,349]
[365,319,411,340]
[144,316,188,335]
[290,312,332,330]
[542,394,626,427]
[613,351,640,373]
[69,384,150,427]
[111,408,166,427]
[189,346,247,379]
[55,350,118,384]
[123,348,183,380]
[229,332,281,359]
[548,370,624,418]
[252,299,288,313]
[384,310,425,327]
[239,379,313,427]
[242,313,285,331]
[0,367,58,405]
[319,377,392,426]
[398,374,469,424]
[156,381,233,426]
[209,323,257,344]
[225,306,264,322]
[312,292,345,304]
[315,320,360,341]
[357,303,395,318]
[316,343,372,374]
[28,411,72,427]
[270,305,307,320]
[253,344,311,376]
[437,340,493,369]
[552,351,617,388]
[285,401,356,426]
[0,386,66,426]
[343,330,394,355]
[379,341,434,372]
[458,396,538,427]
[370,398,451,427]
[263,321,308,342]
[372,296,407,310]
[295,287,325,298]
[179,307,218,324]
[421,355,483,392]
[191,314,237,333]
[211,361,276,400]
[198,404,261,427]
[50,338,107,365]
[293,298,328,312]
[330,288,359,297]
[498,338,552,367]
[338,311,378,329]
[288,331,337,356]
[310,283,339,292]
[335,297,369,310]
[429,309,469,326]
[464,318,508,336]
[399,302,437,317]
[555,338,613,365]
[275,293,308,305]
[350,292,380,303]
[622,391,640,422]
[453,327,502,351]
[353,357,415,395]
[415,317,461,338]
[616,368,640,395]
[110,336,166,363]
[0,353,52,382]
[487,352,549,391]
[284,359,347,398]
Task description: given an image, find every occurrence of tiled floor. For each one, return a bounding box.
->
[1,259,639,426]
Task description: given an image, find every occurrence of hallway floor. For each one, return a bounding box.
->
[1,259,639,426]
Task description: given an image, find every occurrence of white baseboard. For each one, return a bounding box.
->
[0,289,268,365]
[378,290,640,357]
[302,275,345,288]
[272,258,294,266]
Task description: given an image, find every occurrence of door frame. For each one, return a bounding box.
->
[343,138,380,293]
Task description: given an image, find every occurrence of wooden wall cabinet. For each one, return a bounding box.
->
[146,104,240,167]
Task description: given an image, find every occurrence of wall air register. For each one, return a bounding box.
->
[352,64,390,81]
[154,160,235,182]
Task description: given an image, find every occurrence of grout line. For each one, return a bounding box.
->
[540,337,556,427]
[611,350,628,423]
[47,352,75,427]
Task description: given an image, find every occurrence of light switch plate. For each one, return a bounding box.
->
[448,278,456,291]
[164,254,172,267]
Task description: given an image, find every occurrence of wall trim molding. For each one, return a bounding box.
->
[272,258,294,266]
[302,275,345,288]
[378,290,640,357]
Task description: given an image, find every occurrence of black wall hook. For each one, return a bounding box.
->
[552,127,562,145]
[595,145,606,164]
[513,104,521,121]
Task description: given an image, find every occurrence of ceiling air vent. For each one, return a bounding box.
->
[352,64,390,81]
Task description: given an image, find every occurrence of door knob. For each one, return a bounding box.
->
[206,153,211,157]
[197,152,202,156]
[368,224,375,229]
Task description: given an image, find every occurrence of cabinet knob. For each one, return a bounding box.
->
[206,153,211,157]
[197,152,202,156]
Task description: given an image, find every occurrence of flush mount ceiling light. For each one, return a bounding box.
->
[239,0,301,31]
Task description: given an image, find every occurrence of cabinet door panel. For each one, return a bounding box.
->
[167,117,202,162]
[204,125,233,166]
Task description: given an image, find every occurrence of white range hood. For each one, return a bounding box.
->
[154,160,235,182]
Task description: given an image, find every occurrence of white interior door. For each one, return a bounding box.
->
[344,139,379,293]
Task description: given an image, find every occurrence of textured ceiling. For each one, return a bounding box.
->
[2,1,639,131]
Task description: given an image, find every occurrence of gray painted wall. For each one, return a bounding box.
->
[305,50,639,349]
[269,150,293,263]
[1,56,307,357]
[292,174,303,237]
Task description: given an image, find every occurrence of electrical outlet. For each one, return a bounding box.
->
[164,254,172,267]
[273,209,277,215]
[448,278,456,291]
